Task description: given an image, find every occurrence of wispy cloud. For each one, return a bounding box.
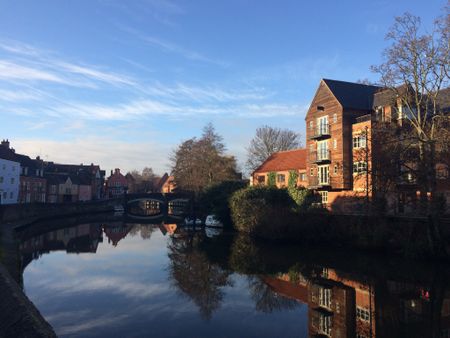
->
[13,136,174,173]
[120,26,229,67]
[0,88,43,102]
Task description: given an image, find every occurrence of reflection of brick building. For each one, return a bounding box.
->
[103,223,132,246]
[20,223,103,271]
[251,148,308,188]
[264,265,450,338]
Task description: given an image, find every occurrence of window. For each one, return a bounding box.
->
[2,192,6,199]
[257,175,265,184]
[299,173,306,181]
[320,191,328,204]
[319,287,331,308]
[353,135,367,149]
[356,307,370,322]
[276,174,285,183]
[353,161,367,174]
[333,139,337,149]
[436,166,449,180]
[10,178,14,184]
[9,192,13,199]
[317,105,325,111]
[318,165,329,184]
[334,165,338,175]
[333,113,337,123]
[0,176,3,183]
[318,313,332,336]
[310,168,314,176]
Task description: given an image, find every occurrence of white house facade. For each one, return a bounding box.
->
[0,158,20,205]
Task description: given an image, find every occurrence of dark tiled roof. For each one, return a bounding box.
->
[0,144,43,175]
[437,87,450,112]
[323,79,382,110]
[254,148,307,174]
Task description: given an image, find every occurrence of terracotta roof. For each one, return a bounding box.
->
[253,148,306,174]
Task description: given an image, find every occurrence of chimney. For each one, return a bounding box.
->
[1,139,10,149]
[115,168,120,175]
[110,170,113,176]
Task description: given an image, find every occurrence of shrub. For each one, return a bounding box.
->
[229,185,295,236]
[288,187,322,211]
[267,172,276,186]
[199,180,248,226]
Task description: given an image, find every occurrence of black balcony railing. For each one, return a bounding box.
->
[312,150,331,163]
[309,124,331,139]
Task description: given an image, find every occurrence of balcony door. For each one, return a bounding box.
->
[317,140,328,161]
[318,165,329,185]
[317,116,329,134]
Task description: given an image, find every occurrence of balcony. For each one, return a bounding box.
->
[312,150,331,164]
[309,175,333,189]
[309,124,331,140]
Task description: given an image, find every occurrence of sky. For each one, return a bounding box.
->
[0,0,446,176]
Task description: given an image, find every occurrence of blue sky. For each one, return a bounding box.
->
[0,0,446,175]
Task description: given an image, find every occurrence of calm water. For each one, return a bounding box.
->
[18,215,450,338]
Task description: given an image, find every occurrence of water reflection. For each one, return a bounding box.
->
[17,217,450,337]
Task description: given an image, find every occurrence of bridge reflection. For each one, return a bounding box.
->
[125,193,191,220]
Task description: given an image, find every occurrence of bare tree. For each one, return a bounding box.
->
[246,126,301,173]
[371,10,450,213]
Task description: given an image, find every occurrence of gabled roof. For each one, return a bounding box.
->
[253,148,307,174]
[155,173,169,192]
[322,79,382,110]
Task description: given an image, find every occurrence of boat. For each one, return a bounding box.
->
[205,227,223,238]
[114,205,125,213]
[184,217,202,226]
[205,215,223,228]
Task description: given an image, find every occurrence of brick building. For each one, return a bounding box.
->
[304,79,450,213]
[106,168,128,198]
[251,148,308,188]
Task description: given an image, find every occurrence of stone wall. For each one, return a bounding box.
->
[0,198,123,224]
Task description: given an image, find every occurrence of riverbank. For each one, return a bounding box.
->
[0,200,123,337]
[234,210,450,259]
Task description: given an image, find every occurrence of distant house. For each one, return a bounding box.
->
[251,148,307,188]
[0,139,46,203]
[46,174,80,203]
[106,168,128,198]
[0,157,20,204]
[156,173,176,193]
[44,162,105,200]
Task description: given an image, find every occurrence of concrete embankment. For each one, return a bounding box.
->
[0,199,123,337]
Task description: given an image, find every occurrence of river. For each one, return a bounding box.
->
[17,215,450,337]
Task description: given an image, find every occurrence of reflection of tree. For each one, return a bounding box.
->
[127,224,157,239]
[167,232,233,320]
[248,276,299,313]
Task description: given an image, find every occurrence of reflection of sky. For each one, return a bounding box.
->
[23,228,307,338]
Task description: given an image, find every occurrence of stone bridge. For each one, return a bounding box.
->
[124,193,192,220]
